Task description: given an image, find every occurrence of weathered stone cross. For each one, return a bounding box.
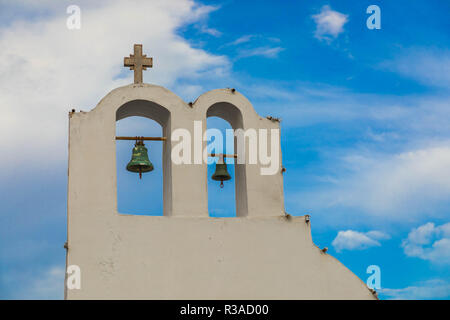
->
[124,44,153,84]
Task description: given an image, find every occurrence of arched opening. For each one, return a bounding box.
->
[206,116,236,217]
[206,102,248,217]
[116,100,171,216]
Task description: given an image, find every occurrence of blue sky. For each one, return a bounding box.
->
[0,0,449,299]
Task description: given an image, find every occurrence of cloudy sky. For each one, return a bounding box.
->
[0,0,449,299]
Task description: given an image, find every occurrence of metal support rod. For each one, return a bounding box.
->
[209,153,238,158]
[116,136,167,141]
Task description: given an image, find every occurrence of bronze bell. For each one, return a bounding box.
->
[211,155,231,188]
[126,140,154,179]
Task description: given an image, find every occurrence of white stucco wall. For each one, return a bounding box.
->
[66,84,376,299]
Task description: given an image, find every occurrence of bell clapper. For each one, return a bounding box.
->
[220,180,224,188]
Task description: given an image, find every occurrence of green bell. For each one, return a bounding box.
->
[211,155,231,188]
[126,140,154,179]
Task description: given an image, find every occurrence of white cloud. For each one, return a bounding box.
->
[293,145,450,224]
[366,230,391,240]
[223,34,284,59]
[340,147,450,217]
[402,222,450,265]
[234,82,450,228]
[312,5,348,42]
[226,35,255,46]
[189,4,221,36]
[237,81,450,226]
[198,25,222,37]
[223,35,281,48]
[332,230,389,252]
[380,279,450,300]
[237,46,284,59]
[2,265,65,299]
[0,0,229,169]
[246,82,450,135]
[381,48,450,88]
[24,266,65,299]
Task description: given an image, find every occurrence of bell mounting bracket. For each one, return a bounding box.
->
[116,136,167,141]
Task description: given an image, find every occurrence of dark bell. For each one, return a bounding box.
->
[126,140,154,179]
[212,162,231,188]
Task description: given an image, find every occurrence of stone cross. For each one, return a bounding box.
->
[124,44,153,84]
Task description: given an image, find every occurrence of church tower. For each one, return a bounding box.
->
[65,44,376,299]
